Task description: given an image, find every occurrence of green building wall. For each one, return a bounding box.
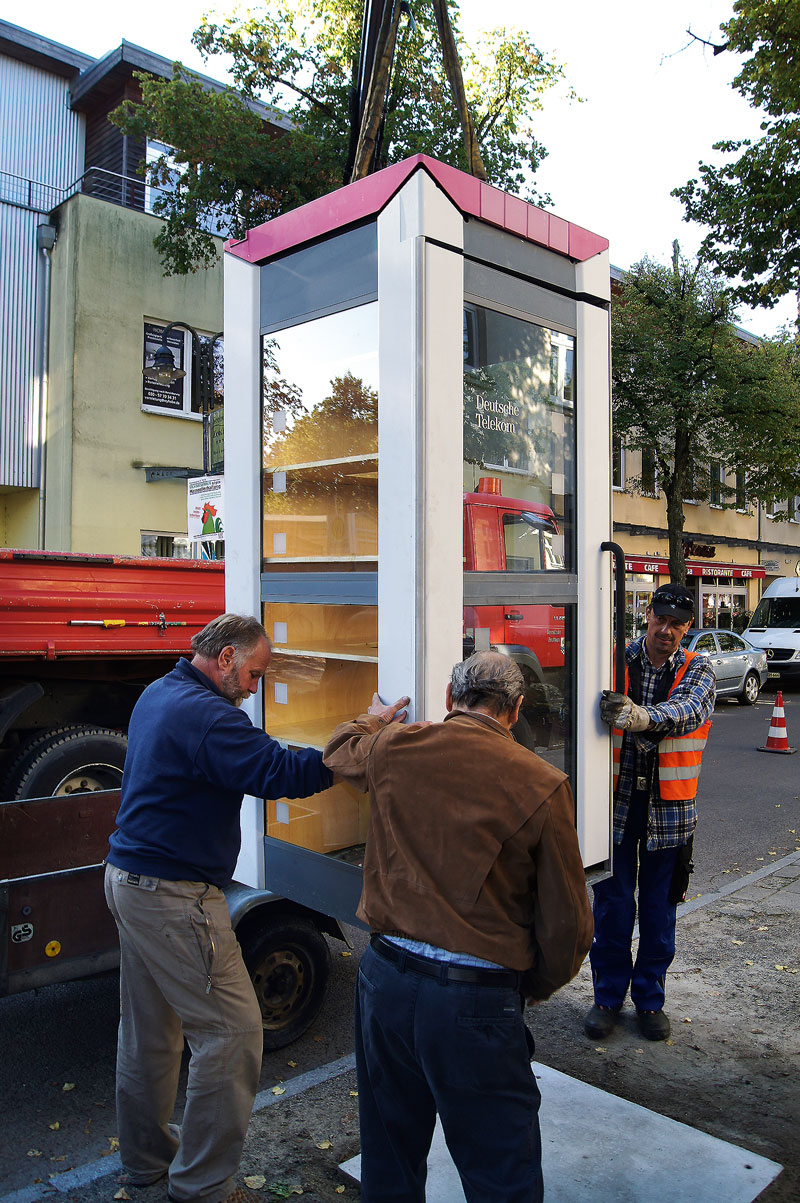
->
[46,193,223,554]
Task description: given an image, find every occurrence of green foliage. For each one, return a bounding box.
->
[111,0,573,273]
[612,246,800,579]
[674,0,800,310]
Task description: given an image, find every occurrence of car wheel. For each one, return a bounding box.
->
[239,916,331,1051]
[738,671,761,706]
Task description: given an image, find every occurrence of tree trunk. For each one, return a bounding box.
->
[431,0,487,180]
[350,0,403,181]
[664,477,687,584]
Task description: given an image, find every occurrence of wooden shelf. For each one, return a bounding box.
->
[263,555,377,563]
[272,642,377,663]
[267,453,378,475]
[267,714,357,752]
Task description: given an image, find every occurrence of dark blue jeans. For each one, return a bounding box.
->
[589,817,680,1012]
[354,942,542,1203]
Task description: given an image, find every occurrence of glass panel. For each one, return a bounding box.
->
[463,603,575,779]
[263,305,378,565]
[260,225,378,330]
[261,305,378,856]
[463,304,574,569]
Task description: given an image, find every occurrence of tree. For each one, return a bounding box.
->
[611,244,800,582]
[674,0,800,312]
[112,0,574,274]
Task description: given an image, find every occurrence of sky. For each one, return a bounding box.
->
[6,0,795,337]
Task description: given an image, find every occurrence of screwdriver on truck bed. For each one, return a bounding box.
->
[68,611,187,629]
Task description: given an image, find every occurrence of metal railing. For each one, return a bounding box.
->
[1,166,230,236]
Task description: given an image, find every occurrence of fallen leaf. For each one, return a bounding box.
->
[316,1139,333,1149]
[340,951,352,958]
[108,1137,119,1151]
[62,1083,75,1093]
[731,939,744,946]
[336,1188,346,1194]
[313,1035,323,1043]
[775,964,786,971]
[349,1090,358,1097]
[49,1122,60,1131]
[244,1174,266,1189]
[114,1190,131,1201]
[682,1017,692,1024]
[756,857,764,862]
[50,1156,66,1162]
[287,1060,297,1068]
[757,926,769,931]
[271,1085,286,1096]
[594,1047,606,1054]
[27,1150,42,1158]
[745,960,755,966]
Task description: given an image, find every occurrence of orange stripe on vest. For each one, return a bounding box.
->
[611,650,711,800]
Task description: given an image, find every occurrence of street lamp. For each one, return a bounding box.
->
[143,321,223,474]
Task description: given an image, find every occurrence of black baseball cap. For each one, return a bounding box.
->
[650,583,695,622]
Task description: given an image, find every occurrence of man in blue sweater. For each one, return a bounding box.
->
[105,613,334,1203]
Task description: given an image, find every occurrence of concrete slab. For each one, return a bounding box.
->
[340,1063,782,1202]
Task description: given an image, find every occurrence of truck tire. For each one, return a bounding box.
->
[239,916,331,1051]
[4,725,127,800]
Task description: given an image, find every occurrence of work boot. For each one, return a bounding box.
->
[584,1003,619,1039]
[637,1009,671,1041]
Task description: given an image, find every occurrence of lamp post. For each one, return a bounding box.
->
[143,321,223,474]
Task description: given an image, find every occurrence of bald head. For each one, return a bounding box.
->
[449,651,524,720]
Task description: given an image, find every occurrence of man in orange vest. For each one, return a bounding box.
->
[586,583,716,1041]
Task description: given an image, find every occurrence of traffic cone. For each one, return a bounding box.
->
[758,691,797,754]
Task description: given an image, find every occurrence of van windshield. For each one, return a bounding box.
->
[750,596,800,628]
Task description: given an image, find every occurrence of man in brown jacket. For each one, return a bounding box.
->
[323,650,592,1203]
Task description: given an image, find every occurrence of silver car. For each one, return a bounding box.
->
[680,629,768,705]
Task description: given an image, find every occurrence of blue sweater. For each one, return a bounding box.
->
[108,657,333,886]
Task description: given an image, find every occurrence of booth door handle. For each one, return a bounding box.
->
[505,611,523,622]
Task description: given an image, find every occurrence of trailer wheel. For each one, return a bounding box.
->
[4,725,127,800]
[239,916,331,1051]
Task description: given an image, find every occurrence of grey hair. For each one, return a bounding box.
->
[450,651,524,716]
[190,613,269,661]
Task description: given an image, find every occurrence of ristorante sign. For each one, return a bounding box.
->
[621,556,765,580]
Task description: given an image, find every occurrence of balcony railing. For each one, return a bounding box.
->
[0,167,228,236]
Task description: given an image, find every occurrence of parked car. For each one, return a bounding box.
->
[680,629,768,705]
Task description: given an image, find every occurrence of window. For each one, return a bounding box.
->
[693,632,717,653]
[710,461,724,508]
[718,633,746,652]
[735,470,747,511]
[641,447,657,496]
[791,496,800,524]
[612,433,625,490]
[141,532,194,558]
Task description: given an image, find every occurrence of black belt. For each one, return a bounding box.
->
[370,934,519,988]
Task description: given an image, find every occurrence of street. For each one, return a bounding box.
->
[1,690,799,1199]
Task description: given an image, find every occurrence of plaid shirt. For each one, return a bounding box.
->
[614,635,716,851]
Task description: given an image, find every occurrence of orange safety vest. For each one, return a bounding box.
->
[611,650,712,801]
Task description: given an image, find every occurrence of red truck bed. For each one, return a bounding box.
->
[0,550,224,658]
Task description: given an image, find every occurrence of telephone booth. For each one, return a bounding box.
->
[223,155,613,916]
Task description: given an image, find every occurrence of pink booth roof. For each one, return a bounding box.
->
[225,154,608,266]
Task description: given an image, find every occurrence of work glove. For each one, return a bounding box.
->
[599,690,651,732]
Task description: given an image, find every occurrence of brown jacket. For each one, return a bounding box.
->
[323,709,593,1000]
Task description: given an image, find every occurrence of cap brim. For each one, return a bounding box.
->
[651,603,693,622]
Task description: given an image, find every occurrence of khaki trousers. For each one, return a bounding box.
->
[105,864,263,1203]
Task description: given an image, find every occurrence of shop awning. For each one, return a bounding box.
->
[618,555,765,580]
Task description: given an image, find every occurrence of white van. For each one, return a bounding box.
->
[744,577,800,683]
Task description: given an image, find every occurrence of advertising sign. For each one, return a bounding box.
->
[142,323,187,412]
[187,476,225,539]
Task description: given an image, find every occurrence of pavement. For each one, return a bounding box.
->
[5,848,797,1203]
